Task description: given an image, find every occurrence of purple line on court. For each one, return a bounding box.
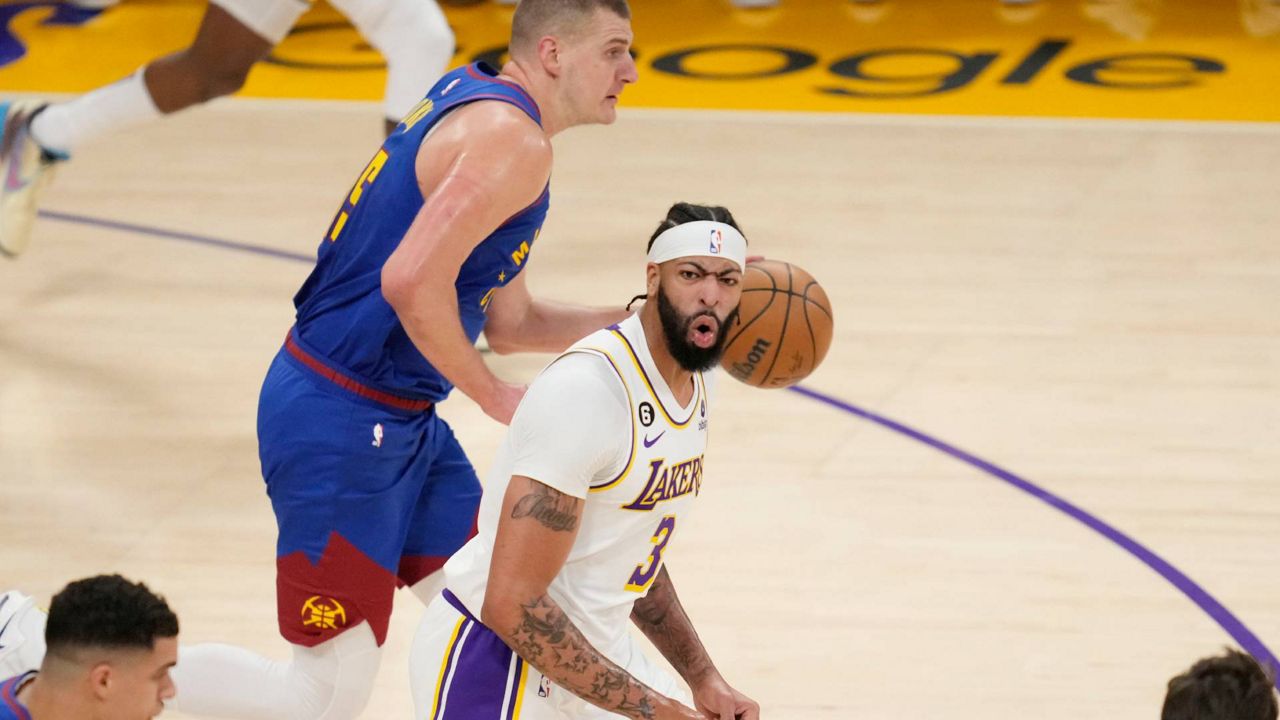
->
[788,383,1280,685]
[39,209,315,263]
[37,207,1279,686]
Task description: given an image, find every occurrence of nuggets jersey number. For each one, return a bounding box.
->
[445,314,713,656]
[290,63,550,402]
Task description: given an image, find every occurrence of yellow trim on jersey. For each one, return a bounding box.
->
[609,329,701,429]
[555,347,636,494]
[510,658,530,719]
[430,616,467,720]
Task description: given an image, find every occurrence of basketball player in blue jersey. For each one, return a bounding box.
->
[0,3,637,717]
[0,575,178,720]
[0,0,452,257]
[183,1,635,718]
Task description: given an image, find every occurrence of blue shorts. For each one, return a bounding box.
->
[258,335,480,647]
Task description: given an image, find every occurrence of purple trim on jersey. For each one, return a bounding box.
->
[465,64,541,122]
[443,589,477,621]
[0,673,33,720]
[610,328,699,426]
[431,616,472,720]
[503,658,526,720]
[567,349,635,490]
[501,185,551,228]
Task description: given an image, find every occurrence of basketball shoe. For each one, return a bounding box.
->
[0,101,67,259]
[0,591,46,678]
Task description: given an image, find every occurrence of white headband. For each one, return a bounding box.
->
[647,221,747,271]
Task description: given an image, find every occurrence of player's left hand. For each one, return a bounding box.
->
[692,674,760,720]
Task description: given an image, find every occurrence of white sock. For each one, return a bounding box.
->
[169,623,382,720]
[28,67,161,156]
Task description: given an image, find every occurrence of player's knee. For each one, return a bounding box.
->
[200,62,254,101]
[288,624,382,720]
[174,48,255,101]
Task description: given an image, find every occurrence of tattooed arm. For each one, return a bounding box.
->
[631,567,761,720]
[482,476,702,720]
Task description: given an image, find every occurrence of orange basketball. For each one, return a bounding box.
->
[720,259,833,388]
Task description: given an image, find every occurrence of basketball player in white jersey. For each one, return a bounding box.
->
[409,202,761,720]
[0,0,453,257]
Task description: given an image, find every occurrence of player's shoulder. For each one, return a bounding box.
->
[450,101,548,153]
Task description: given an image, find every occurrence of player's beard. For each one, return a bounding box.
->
[656,284,737,372]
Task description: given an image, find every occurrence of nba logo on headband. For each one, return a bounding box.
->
[709,228,723,254]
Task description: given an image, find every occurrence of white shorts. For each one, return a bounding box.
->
[412,590,691,720]
[211,0,310,44]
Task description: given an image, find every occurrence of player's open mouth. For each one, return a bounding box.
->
[689,316,719,349]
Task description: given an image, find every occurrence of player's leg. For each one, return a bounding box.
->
[410,591,557,719]
[1,1,304,258]
[326,0,455,133]
[170,350,434,719]
[400,414,482,606]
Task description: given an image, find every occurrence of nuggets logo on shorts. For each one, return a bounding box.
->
[301,596,347,631]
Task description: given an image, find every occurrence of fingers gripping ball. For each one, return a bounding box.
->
[720,259,833,388]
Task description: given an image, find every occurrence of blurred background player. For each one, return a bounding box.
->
[1162,648,1279,720]
[0,0,454,258]
[409,203,759,720]
[0,575,179,720]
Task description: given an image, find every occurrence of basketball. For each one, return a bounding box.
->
[720,259,833,388]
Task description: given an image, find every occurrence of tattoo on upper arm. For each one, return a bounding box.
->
[511,482,579,532]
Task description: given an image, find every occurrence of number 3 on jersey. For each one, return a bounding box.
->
[625,515,676,593]
[327,148,389,242]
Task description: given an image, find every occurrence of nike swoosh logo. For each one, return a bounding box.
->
[643,432,665,448]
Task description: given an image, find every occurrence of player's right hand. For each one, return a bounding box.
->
[482,380,527,425]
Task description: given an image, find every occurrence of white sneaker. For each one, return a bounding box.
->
[0,591,47,678]
[0,101,65,259]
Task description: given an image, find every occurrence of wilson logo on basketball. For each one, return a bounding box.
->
[729,338,772,381]
[301,596,347,631]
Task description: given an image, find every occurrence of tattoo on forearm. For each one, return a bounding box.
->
[511,483,578,532]
[507,594,659,720]
[631,568,715,685]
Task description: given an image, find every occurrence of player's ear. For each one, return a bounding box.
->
[538,35,562,77]
[645,263,660,298]
[89,662,113,700]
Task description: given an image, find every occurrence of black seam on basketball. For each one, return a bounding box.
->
[722,268,779,351]
[802,289,818,368]
[801,281,833,319]
[760,262,794,383]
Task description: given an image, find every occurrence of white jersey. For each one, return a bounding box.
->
[445,313,713,657]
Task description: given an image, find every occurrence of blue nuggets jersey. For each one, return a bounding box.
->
[0,672,33,720]
[292,63,549,402]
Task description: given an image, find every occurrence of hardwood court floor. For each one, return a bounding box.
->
[1,100,1278,718]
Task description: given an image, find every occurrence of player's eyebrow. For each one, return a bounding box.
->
[678,261,741,278]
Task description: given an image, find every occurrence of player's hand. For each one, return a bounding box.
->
[692,674,760,720]
[745,255,765,265]
[481,380,527,425]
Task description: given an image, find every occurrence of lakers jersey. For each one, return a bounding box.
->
[444,313,713,657]
[291,63,550,402]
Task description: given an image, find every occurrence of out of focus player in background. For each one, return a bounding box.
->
[0,0,454,258]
